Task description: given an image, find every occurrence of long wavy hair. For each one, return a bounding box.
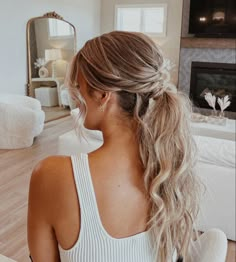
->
[68,31,200,261]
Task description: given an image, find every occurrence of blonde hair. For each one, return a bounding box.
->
[69,31,200,261]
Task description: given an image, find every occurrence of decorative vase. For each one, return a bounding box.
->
[210,109,217,117]
[207,110,227,126]
[38,66,49,78]
[219,111,225,118]
[218,111,227,126]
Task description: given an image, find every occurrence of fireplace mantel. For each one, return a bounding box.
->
[181,37,236,49]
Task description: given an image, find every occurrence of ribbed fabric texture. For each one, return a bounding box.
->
[59,154,154,262]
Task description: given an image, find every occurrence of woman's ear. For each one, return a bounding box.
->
[98,91,111,112]
[100,91,111,105]
[92,89,112,112]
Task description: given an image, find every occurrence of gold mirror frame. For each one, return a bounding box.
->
[26,11,77,97]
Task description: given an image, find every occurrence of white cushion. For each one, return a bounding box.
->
[188,229,227,262]
[0,94,45,149]
[194,135,235,168]
[194,134,235,240]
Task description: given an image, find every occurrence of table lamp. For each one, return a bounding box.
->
[45,49,62,78]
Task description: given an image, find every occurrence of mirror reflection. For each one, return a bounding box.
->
[27,13,76,122]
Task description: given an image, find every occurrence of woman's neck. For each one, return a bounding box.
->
[101,119,139,153]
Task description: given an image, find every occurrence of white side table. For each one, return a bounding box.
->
[31,77,64,106]
[191,119,236,141]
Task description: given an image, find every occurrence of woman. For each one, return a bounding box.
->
[28,31,200,261]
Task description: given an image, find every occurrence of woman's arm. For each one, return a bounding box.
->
[27,157,61,262]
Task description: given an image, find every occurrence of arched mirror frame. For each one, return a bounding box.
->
[26,11,77,97]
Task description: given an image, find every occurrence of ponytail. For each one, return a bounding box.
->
[137,89,200,260]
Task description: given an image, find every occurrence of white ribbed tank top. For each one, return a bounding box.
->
[59,154,155,262]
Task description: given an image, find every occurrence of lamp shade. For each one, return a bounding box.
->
[45,49,62,61]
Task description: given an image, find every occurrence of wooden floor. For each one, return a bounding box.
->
[0,116,73,261]
[42,106,70,122]
[0,116,235,261]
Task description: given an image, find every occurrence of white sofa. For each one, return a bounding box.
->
[194,135,235,241]
[0,94,45,149]
[57,117,235,241]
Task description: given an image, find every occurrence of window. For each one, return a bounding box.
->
[48,18,74,38]
[115,4,167,37]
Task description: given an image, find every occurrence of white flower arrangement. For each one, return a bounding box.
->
[204,91,231,116]
[34,58,47,69]
[204,92,216,111]
[217,95,231,115]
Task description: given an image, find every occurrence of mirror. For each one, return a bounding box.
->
[26,12,76,122]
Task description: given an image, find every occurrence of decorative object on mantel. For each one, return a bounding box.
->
[217,95,231,118]
[34,58,49,78]
[200,91,232,125]
[204,92,217,115]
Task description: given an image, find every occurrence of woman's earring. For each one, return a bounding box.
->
[99,104,105,112]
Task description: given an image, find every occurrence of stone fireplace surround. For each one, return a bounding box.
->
[178,0,236,119]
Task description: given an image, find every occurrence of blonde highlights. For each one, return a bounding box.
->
[68,31,200,260]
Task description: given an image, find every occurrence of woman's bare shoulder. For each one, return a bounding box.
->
[30,155,73,203]
[29,156,75,222]
[32,155,73,180]
[32,155,72,176]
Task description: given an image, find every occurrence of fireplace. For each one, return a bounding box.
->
[190,62,236,113]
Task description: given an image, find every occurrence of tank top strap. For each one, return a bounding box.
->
[71,154,101,231]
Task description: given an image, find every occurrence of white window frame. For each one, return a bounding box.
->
[114,4,168,37]
[48,19,74,40]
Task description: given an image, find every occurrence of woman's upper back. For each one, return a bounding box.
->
[37,151,154,261]
[60,153,153,261]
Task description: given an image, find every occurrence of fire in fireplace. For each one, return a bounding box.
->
[190,62,236,112]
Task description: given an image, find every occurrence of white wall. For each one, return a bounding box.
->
[101,0,183,85]
[0,0,101,95]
